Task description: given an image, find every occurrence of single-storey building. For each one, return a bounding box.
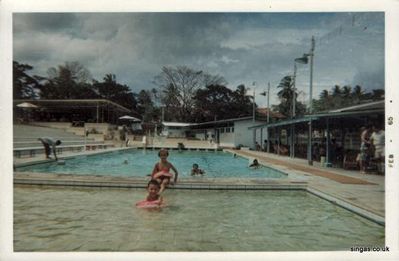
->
[249,100,385,166]
[160,117,267,148]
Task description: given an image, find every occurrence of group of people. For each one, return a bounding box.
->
[137,148,207,208]
[359,125,385,174]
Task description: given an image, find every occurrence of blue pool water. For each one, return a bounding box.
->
[17,149,286,179]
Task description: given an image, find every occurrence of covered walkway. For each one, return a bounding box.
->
[249,101,384,167]
[13,99,135,124]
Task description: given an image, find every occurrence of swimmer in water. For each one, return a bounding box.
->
[249,159,260,169]
[191,163,205,176]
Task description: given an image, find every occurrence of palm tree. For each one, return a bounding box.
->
[341,85,352,107]
[352,85,364,104]
[277,75,295,117]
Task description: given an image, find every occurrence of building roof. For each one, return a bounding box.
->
[249,100,385,130]
[328,100,384,113]
[256,108,285,119]
[195,116,253,126]
[13,99,132,113]
[162,122,193,127]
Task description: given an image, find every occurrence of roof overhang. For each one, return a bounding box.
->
[249,108,384,130]
[162,122,193,127]
[13,99,132,113]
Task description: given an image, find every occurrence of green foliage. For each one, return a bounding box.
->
[312,85,384,112]
[13,61,41,99]
[40,61,96,99]
[153,65,227,122]
[274,75,306,117]
[92,74,138,112]
[313,85,385,112]
[136,89,159,122]
[191,84,252,122]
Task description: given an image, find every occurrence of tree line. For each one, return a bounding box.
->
[14,60,384,123]
[13,61,253,123]
[271,73,384,118]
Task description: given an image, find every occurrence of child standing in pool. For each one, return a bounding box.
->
[136,179,163,207]
[151,148,178,193]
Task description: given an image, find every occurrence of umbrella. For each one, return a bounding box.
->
[119,115,141,121]
[16,102,39,108]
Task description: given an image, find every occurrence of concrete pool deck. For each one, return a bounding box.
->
[13,146,385,224]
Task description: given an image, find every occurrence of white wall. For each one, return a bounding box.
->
[219,131,234,147]
[254,127,269,149]
[234,119,264,148]
[194,132,206,140]
[163,127,188,138]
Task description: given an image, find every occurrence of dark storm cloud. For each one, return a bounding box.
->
[352,68,385,90]
[13,13,81,34]
[12,12,384,106]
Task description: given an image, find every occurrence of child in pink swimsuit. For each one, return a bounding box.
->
[136,179,163,208]
[151,148,178,193]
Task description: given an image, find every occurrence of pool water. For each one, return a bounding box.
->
[17,150,286,179]
[14,186,384,251]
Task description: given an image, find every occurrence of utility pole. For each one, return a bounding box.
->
[307,36,315,165]
[267,82,270,153]
[291,64,297,158]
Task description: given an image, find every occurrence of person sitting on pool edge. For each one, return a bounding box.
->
[191,163,205,176]
[249,159,260,169]
[151,148,179,193]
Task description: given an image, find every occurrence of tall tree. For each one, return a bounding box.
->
[274,75,305,117]
[313,84,383,112]
[192,84,256,122]
[136,89,159,122]
[153,65,226,122]
[351,85,364,104]
[13,61,41,99]
[40,61,95,99]
[92,74,137,112]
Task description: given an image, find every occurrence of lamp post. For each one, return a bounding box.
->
[292,63,297,119]
[259,82,270,153]
[295,36,315,165]
[252,82,256,123]
[308,36,315,165]
[251,82,256,149]
[294,36,315,165]
[290,63,297,158]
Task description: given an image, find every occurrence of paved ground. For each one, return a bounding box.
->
[227,149,385,219]
[13,146,385,222]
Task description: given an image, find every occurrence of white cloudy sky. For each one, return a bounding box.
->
[13,12,384,106]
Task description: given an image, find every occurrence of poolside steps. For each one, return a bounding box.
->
[13,140,104,148]
[14,124,114,158]
[28,122,112,140]
[14,124,85,139]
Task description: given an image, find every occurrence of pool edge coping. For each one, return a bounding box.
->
[13,176,384,226]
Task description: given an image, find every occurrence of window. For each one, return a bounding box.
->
[220,128,225,133]
[231,127,234,133]
[226,127,230,133]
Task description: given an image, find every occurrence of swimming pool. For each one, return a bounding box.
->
[17,149,286,179]
[14,186,384,251]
